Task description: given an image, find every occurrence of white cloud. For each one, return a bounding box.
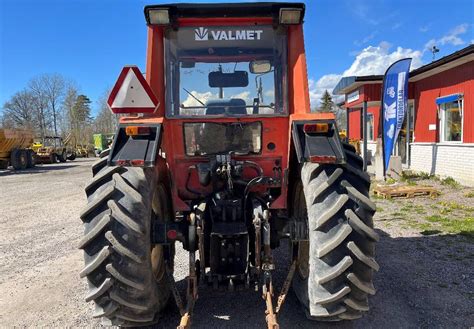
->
[230,91,251,103]
[308,74,342,106]
[264,90,275,99]
[424,23,469,50]
[343,42,423,77]
[309,42,423,108]
[182,91,218,107]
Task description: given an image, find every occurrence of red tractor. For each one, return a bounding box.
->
[79,3,378,328]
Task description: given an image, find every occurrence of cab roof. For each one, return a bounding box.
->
[144,2,305,25]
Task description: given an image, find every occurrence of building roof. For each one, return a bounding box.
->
[333,75,382,95]
[333,44,474,95]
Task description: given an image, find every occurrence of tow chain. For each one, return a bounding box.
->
[262,260,297,329]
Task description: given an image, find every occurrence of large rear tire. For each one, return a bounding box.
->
[67,152,77,161]
[292,143,378,321]
[58,150,67,163]
[11,149,27,170]
[26,150,36,168]
[79,152,173,326]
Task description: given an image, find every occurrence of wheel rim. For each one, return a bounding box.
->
[151,185,167,283]
[20,153,27,167]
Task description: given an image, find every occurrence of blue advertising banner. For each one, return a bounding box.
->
[381,58,412,173]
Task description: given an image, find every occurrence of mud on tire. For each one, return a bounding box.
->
[292,143,379,321]
[79,150,173,326]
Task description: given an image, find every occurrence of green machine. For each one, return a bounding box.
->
[93,133,114,156]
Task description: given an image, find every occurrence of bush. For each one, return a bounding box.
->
[441,176,460,188]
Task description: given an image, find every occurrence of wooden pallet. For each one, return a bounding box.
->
[374,185,440,199]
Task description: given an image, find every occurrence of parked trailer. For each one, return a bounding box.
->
[0,129,36,170]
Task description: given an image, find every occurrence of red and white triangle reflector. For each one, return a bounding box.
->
[107,66,159,114]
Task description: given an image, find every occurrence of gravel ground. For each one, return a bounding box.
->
[0,158,473,328]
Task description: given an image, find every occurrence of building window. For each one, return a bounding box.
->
[440,99,463,142]
[366,113,374,141]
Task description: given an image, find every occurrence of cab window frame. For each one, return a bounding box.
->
[163,25,288,119]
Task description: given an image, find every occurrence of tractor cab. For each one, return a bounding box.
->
[42,136,64,148]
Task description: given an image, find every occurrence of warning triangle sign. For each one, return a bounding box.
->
[107,66,159,114]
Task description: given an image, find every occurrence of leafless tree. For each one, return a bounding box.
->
[94,89,117,135]
[29,77,51,139]
[1,89,39,130]
[29,74,66,138]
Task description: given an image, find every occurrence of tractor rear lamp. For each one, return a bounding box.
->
[279,8,303,24]
[125,126,150,136]
[116,159,145,166]
[167,229,178,240]
[303,123,329,134]
[309,155,337,164]
[130,159,145,166]
[147,8,170,25]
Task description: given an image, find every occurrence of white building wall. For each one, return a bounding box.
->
[410,143,474,186]
[359,141,377,164]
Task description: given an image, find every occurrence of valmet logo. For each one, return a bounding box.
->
[194,27,263,41]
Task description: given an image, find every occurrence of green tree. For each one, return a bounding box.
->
[61,84,79,134]
[73,95,92,122]
[72,95,93,143]
[319,89,335,113]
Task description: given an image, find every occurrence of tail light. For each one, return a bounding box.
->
[309,155,337,164]
[125,126,151,136]
[303,123,329,134]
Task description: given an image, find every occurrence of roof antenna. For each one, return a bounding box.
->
[431,45,440,61]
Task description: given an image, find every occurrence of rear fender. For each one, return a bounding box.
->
[291,119,346,164]
[108,122,162,167]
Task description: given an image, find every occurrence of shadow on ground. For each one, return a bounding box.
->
[0,164,80,176]
[154,229,474,329]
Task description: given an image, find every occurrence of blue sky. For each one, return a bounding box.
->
[0,0,472,114]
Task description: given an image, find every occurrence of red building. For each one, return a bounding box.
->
[333,45,474,185]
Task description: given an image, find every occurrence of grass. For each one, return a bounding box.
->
[398,203,426,214]
[438,201,474,212]
[464,191,474,198]
[407,180,418,186]
[415,206,427,214]
[422,215,474,241]
[401,171,433,181]
[440,176,460,188]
